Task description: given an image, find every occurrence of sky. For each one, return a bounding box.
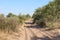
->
[0,0,52,15]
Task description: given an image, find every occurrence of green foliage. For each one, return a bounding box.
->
[18,13,31,24]
[0,13,31,32]
[25,14,31,18]
[0,6,31,33]
[7,13,16,17]
[32,0,60,28]
[18,14,26,24]
[0,16,20,32]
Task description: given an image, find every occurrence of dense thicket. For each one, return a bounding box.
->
[32,0,60,28]
[0,13,31,32]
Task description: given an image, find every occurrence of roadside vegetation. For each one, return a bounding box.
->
[32,0,60,29]
[0,13,31,33]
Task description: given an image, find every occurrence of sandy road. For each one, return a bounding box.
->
[24,20,51,40]
[1,19,60,40]
[24,19,60,40]
[24,25,52,40]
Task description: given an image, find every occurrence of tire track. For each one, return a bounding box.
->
[24,19,53,40]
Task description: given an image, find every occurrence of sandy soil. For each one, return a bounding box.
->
[0,19,60,40]
[24,19,60,40]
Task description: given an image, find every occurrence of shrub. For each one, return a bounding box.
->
[32,0,60,28]
[36,19,46,28]
[0,16,20,32]
[7,17,20,31]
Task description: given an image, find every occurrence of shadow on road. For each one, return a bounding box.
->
[24,25,41,28]
[24,22,43,28]
[31,36,51,40]
[24,21,46,28]
[24,22,60,40]
[24,22,33,24]
[31,34,60,40]
[52,35,60,40]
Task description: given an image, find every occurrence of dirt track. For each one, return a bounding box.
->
[0,19,60,40]
[24,19,60,40]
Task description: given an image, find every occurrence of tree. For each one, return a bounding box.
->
[7,13,16,17]
[25,14,31,18]
[32,0,60,27]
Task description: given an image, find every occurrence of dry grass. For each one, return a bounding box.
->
[46,21,60,30]
[0,17,20,32]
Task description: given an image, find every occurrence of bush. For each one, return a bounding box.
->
[36,19,46,28]
[18,14,31,24]
[32,0,60,28]
[7,17,20,31]
[0,16,20,32]
[0,13,31,32]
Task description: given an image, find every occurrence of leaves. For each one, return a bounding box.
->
[32,0,60,28]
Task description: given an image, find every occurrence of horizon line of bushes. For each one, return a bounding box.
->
[0,13,31,33]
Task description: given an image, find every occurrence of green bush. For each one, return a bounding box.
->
[18,14,31,24]
[0,16,20,32]
[0,13,31,32]
[36,19,46,28]
[32,0,60,28]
